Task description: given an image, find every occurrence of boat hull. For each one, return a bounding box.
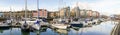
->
[70,24,83,27]
[31,24,40,30]
[0,23,10,28]
[51,24,67,29]
[21,24,30,30]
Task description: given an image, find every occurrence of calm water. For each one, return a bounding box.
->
[0,21,118,35]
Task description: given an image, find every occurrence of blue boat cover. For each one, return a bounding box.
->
[42,18,47,22]
[35,20,40,24]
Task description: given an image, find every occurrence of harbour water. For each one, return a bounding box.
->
[0,21,118,35]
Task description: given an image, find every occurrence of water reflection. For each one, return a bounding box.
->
[0,27,10,33]
[51,28,70,35]
[21,30,30,35]
[22,26,47,35]
[0,21,119,35]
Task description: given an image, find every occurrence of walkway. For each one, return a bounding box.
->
[111,20,120,35]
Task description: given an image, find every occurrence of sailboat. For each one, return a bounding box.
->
[50,0,71,29]
[51,23,68,29]
[31,19,41,30]
[21,21,30,30]
[0,22,10,28]
[4,7,13,25]
[21,0,30,30]
[70,2,83,28]
[51,18,70,29]
[0,7,13,28]
[70,18,83,28]
[31,0,41,30]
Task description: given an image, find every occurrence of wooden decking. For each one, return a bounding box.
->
[111,20,120,35]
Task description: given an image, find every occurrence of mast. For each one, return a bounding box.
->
[25,0,27,20]
[75,2,79,18]
[37,0,39,19]
[9,7,12,19]
[58,0,62,18]
[77,2,80,18]
[63,0,66,19]
[59,0,63,18]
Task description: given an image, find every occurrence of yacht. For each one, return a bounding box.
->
[70,18,83,28]
[0,22,10,28]
[51,19,69,29]
[51,23,68,29]
[21,0,30,30]
[70,21,83,28]
[21,21,30,30]
[31,19,42,30]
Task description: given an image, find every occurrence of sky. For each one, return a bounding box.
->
[0,0,120,16]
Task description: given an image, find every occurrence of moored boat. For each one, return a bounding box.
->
[0,22,10,28]
[31,19,41,30]
[70,21,83,27]
[51,23,68,29]
[21,21,30,30]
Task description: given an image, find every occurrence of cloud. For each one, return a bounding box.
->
[90,0,119,8]
[0,0,120,16]
[0,5,24,11]
[71,0,120,16]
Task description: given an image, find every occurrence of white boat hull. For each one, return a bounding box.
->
[51,24,67,29]
[32,24,40,30]
[0,24,10,27]
[19,21,36,25]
